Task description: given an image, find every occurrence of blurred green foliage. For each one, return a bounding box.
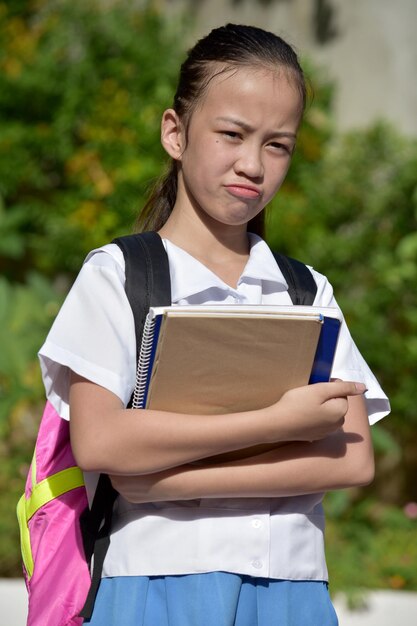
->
[0,0,182,279]
[326,495,417,595]
[1,0,416,591]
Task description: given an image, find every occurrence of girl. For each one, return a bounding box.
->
[39,24,389,626]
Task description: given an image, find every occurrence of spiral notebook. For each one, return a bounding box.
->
[132,305,342,416]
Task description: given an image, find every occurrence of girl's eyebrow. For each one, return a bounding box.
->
[215,116,296,139]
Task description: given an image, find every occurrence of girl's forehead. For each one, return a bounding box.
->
[194,65,303,127]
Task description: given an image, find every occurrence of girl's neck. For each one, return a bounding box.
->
[158,207,251,289]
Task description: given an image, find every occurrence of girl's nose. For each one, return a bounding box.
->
[234,146,264,179]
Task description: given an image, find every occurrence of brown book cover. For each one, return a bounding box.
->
[143,307,326,414]
[133,305,341,462]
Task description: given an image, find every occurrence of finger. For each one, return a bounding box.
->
[319,380,367,399]
[335,381,367,396]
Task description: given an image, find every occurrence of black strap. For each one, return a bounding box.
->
[79,233,171,621]
[79,475,118,619]
[273,252,317,305]
[112,232,172,358]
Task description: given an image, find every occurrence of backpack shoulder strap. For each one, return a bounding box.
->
[80,232,172,620]
[273,252,317,305]
[112,231,172,356]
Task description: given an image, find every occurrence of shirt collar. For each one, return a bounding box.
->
[163,234,289,303]
[243,234,289,285]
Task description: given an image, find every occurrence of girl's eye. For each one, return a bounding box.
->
[222,131,241,140]
[269,142,292,154]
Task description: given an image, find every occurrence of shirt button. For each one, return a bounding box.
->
[252,519,262,529]
[252,560,263,569]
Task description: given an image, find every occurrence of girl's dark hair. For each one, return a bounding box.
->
[136,23,306,236]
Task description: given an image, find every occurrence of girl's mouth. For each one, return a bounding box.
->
[225,184,261,199]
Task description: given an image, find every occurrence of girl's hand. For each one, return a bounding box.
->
[199,380,368,464]
[267,380,367,443]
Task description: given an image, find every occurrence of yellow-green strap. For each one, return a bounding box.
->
[17,466,85,579]
[17,493,34,578]
[26,466,85,520]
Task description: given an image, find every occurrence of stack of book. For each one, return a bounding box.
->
[131,305,342,461]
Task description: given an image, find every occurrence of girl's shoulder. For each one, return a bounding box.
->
[83,243,126,275]
[75,243,128,291]
[302,264,336,309]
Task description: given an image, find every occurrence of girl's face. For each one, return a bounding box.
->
[164,65,302,232]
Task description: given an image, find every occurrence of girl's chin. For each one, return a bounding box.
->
[192,199,263,229]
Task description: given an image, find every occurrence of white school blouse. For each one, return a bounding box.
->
[39,234,390,582]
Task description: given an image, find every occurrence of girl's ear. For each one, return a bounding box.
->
[161,109,185,160]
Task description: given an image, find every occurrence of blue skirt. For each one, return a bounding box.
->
[84,573,338,626]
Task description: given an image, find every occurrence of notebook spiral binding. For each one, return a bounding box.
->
[132,314,157,409]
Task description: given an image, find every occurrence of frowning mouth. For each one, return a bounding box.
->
[225,184,261,199]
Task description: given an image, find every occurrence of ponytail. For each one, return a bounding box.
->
[135,161,177,232]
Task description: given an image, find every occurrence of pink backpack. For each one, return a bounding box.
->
[16,233,172,625]
[17,401,90,625]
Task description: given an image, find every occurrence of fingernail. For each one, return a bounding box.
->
[355,383,367,393]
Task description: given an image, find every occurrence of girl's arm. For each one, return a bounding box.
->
[69,372,366,476]
[111,394,374,502]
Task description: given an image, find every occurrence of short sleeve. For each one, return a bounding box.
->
[310,267,390,424]
[38,244,137,420]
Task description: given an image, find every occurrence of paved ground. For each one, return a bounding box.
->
[2,579,417,625]
[333,590,417,625]
[1,580,28,625]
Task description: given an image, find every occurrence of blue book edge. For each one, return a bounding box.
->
[309,316,341,384]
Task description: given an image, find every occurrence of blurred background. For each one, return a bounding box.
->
[1,0,416,604]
